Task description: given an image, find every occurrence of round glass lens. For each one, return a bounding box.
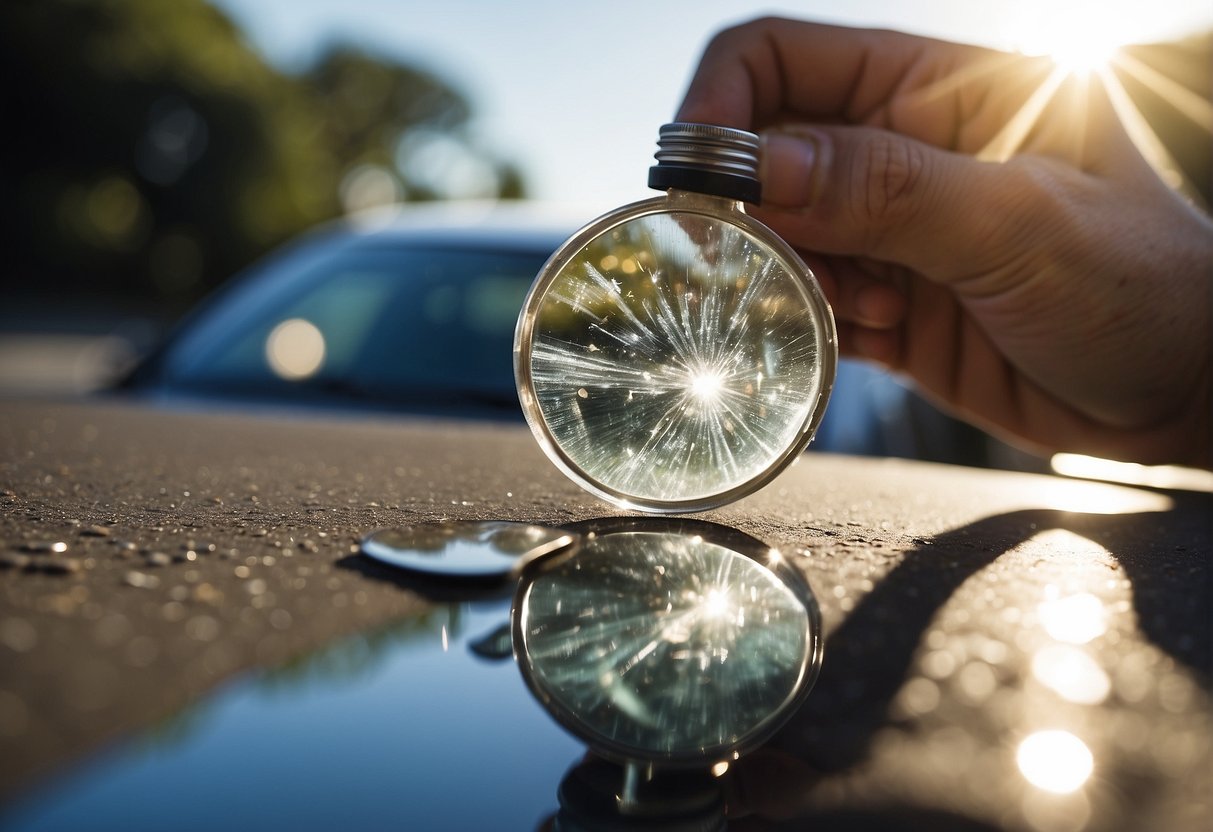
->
[519,208,830,510]
[515,528,818,762]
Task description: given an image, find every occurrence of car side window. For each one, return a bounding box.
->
[162,245,547,403]
[349,257,538,394]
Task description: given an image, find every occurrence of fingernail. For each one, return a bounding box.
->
[760,129,828,209]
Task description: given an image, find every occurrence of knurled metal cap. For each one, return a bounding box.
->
[648,122,762,203]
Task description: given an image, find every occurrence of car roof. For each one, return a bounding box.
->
[326,199,601,251]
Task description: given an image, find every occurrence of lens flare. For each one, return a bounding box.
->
[1046,30,1121,76]
[1007,1,1129,75]
[1017,730,1095,793]
[265,318,326,381]
[984,0,1211,197]
[689,369,726,402]
[1037,590,1107,645]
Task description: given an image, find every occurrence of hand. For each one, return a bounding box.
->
[676,18,1212,467]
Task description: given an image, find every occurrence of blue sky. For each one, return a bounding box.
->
[210,0,1212,210]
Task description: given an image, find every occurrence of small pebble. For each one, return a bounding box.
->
[123,571,160,589]
[80,525,111,538]
[144,552,171,568]
[0,553,31,570]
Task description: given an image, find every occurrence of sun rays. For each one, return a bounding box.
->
[1003,35,1207,191]
[900,9,1210,191]
[975,65,1073,162]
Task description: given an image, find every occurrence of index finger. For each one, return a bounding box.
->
[675,17,966,131]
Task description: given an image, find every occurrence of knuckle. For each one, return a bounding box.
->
[852,134,928,228]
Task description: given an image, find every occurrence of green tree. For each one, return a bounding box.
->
[0,0,524,318]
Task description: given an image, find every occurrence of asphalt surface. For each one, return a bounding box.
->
[0,399,1209,830]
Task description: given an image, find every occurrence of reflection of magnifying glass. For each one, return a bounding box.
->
[360,521,576,582]
[513,518,823,768]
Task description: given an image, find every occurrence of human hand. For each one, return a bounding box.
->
[676,18,1212,467]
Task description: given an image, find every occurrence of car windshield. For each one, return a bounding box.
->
[158,242,549,410]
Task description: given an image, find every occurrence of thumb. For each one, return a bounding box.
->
[758,125,1037,280]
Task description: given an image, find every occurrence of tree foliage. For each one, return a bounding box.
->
[0,0,525,314]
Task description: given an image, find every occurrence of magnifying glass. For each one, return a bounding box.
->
[512,518,822,768]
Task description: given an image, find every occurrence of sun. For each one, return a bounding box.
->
[974,0,1212,187]
[1047,30,1121,76]
[1005,1,1134,75]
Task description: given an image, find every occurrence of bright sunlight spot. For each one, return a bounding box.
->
[702,589,731,619]
[1047,27,1122,75]
[1037,590,1107,645]
[689,370,725,402]
[1051,453,1213,491]
[1032,477,1172,514]
[1017,730,1095,793]
[266,318,326,381]
[1031,645,1111,705]
[1003,0,1135,74]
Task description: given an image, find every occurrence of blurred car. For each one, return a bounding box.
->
[116,200,1002,464]
[118,202,571,421]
